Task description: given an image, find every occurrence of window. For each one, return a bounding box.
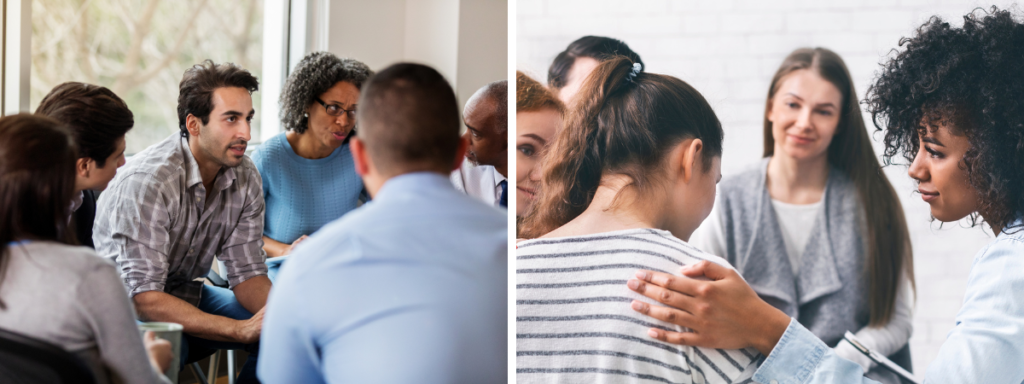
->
[31,0,264,154]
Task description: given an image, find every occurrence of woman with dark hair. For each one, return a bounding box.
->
[250,52,372,270]
[547,35,643,104]
[515,70,563,223]
[0,114,171,383]
[517,57,759,383]
[35,82,134,248]
[686,47,914,383]
[627,8,1024,383]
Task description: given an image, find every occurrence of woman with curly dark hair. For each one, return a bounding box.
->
[250,52,372,275]
[625,7,1024,383]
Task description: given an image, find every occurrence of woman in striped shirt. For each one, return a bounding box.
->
[516,56,760,383]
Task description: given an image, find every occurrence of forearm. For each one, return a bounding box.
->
[234,275,272,314]
[262,236,289,257]
[133,291,243,342]
[754,319,881,384]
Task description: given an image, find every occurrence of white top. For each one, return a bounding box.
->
[690,201,914,373]
[517,228,760,383]
[450,157,506,207]
[770,198,823,275]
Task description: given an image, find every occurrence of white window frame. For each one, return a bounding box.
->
[1,0,325,142]
[260,0,328,143]
[2,0,31,116]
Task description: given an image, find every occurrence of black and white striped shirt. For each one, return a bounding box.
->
[517,228,760,383]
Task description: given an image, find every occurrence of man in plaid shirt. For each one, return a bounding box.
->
[94,60,271,384]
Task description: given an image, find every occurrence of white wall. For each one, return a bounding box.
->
[326,0,507,117]
[456,0,509,110]
[519,0,1014,374]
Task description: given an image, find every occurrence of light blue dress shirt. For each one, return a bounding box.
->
[257,172,508,384]
[754,218,1024,384]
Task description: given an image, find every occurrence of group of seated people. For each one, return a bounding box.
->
[0,53,507,383]
[515,7,1024,384]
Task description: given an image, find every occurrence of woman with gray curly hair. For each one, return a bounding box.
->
[250,52,372,276]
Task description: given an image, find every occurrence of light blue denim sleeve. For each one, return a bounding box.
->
[922,237,1024,383]
[755,236,1024,384]
[753,318,878,384]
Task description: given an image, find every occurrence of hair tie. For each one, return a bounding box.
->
[626,62,642,83]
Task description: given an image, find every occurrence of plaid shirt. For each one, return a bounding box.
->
[94,134,267,306]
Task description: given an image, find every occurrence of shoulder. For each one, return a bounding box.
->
[973,233,1024,269]
[250,133,288,164]
[109,136,185,194]
[716,161,767,212]
[16,242,116,278]
[719,160,767,194]
[230,154,263,193]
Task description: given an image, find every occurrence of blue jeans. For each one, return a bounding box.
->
[181,285,261,384]
[266,256,287,281]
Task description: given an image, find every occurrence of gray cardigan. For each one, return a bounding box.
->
[715,159,907,383]
[717,159,869,344]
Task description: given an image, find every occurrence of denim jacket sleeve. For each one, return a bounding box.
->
[754,234,1024,384]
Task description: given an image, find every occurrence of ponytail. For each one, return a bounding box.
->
[520,57,723,238]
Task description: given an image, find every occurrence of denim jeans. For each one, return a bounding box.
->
[181,284,261,384]
[265,256,287,282]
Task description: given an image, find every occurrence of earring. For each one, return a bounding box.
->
[304,113,309,117]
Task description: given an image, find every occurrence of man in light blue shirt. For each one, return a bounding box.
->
[258,63,507,384]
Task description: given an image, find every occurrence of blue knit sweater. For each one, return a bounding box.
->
[251,132,364,244]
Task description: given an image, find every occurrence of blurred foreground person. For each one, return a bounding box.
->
[0,114,171,384]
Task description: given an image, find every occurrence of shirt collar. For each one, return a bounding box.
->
[69,191,84,213]
[492,166,507,186]
[179,137,237,191]
[375,171,454,201]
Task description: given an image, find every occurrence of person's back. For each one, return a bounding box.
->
[261,173,505,383]
[517,229,758,383]
[518,56,760,383]
[259,63,507,383]
[0,114,169,384]
[0,242,167,384]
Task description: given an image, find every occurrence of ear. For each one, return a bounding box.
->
[679,138,704,183]
[186,114,202,137]
[350,137,371,177]
[76,157,93,179]
[452,136,470,171]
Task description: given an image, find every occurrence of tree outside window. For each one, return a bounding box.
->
[32,0,264,154]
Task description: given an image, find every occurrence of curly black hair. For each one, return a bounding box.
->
[280,52,373,133]
[866,7,1024,232]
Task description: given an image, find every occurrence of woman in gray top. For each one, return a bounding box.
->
[686,48,915,383]
[0,114,171,384]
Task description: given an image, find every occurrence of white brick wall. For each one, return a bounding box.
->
[517,0,1016,374]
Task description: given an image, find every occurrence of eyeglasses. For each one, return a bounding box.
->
[314,97,356,118]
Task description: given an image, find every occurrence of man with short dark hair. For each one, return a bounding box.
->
[548,35,643,103]
[450,80,508,208]
[259,63,507,384]
[93,60,269,384]
[35,82,134,248]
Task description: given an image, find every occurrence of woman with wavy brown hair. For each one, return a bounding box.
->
[686,47,914,383]
[514,71,563,224]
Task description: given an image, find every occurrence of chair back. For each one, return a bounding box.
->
[0,327,97,384]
